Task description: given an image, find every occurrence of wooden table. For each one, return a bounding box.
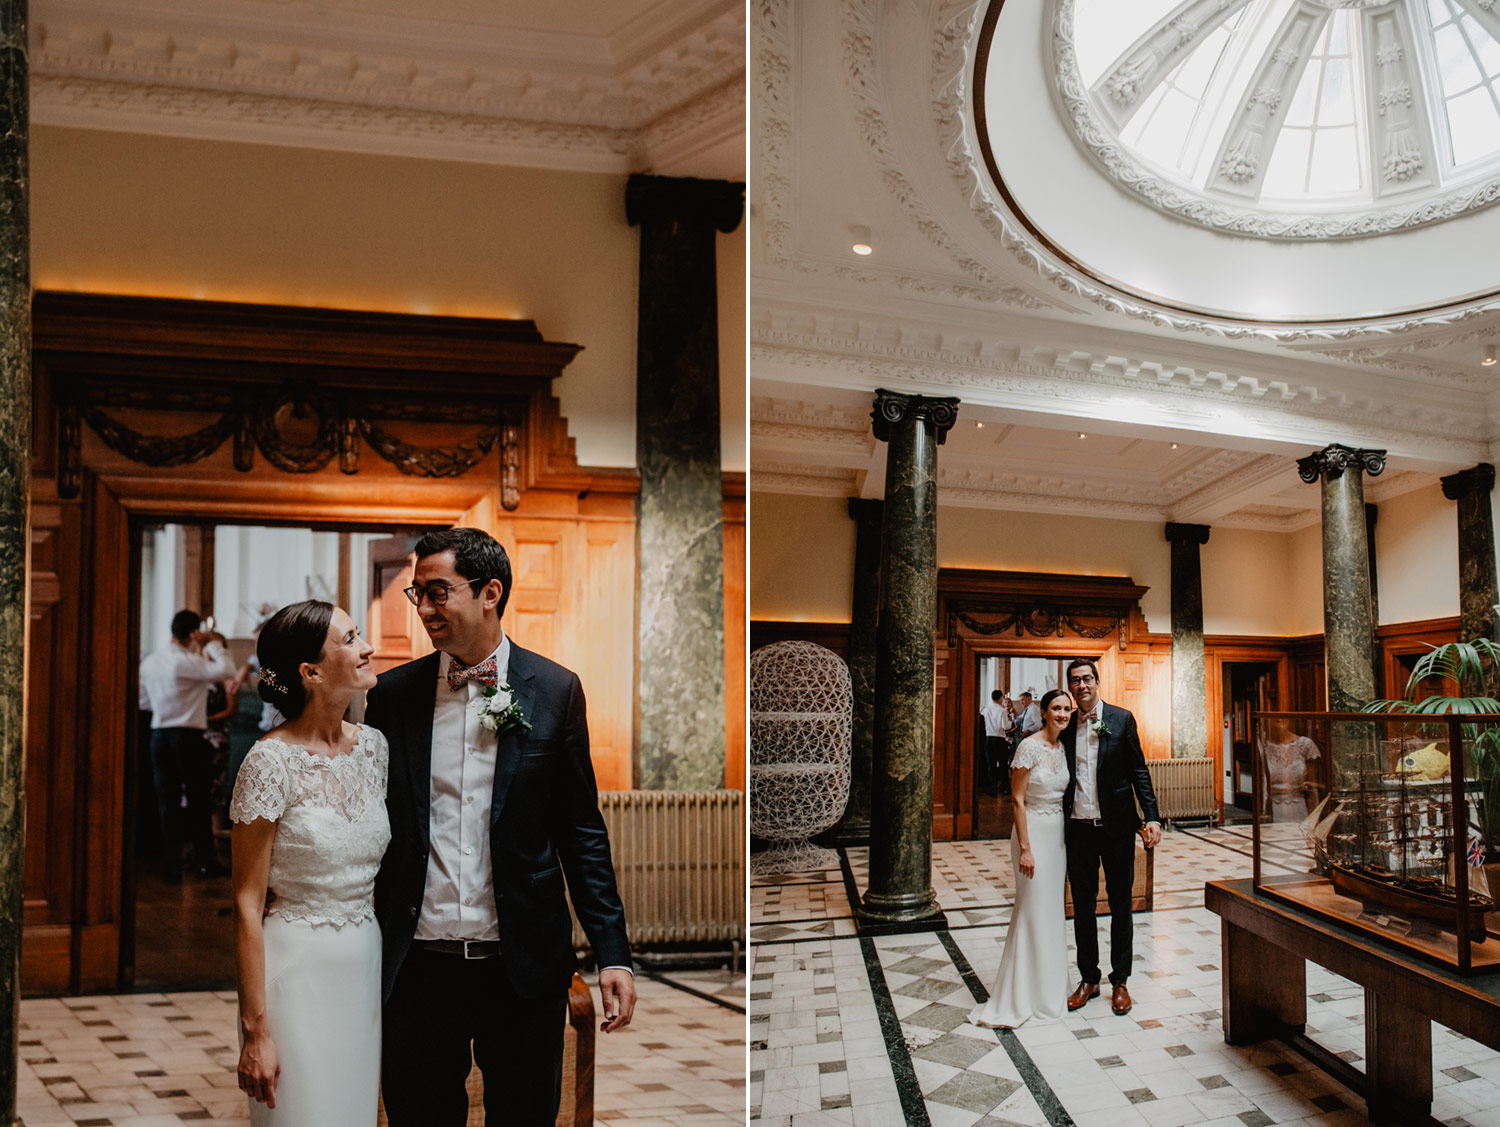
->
[1206,879,1500,1125]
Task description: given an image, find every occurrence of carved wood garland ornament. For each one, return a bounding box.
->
[58,383,514,503]
[948,603,1130,649]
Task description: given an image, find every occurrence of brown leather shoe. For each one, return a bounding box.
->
[1067,981,1100,1011]
[1111,983,1133,1015]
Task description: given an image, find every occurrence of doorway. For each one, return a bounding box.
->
[126,520,439,991]
[1223,661,1279,815]
[973,653,1069,839]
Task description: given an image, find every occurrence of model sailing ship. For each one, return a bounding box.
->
[1300,740,1493,943]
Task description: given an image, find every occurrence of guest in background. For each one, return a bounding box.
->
[1016,691,1043,741]
[980,689,1014,796]
[139,609,236,882]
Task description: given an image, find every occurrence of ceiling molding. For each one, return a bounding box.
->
[751,0,1050,308]
[30,0,745,174]
[751,314,1492,463]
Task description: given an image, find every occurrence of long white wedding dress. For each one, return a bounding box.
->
[230,724,391,1126]
[969,734,1070,1028]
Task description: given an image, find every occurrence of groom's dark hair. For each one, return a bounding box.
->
[170,609,202,641]
[1066,658,1100,684]
[413,527,512,619]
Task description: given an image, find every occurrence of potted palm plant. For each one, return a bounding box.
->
[1363,638,1500,863]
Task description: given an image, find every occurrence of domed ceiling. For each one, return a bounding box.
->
[1062,0,1500,239]
[975,0,1500,322]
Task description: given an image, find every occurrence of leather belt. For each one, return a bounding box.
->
[1075,818,1106,826]
[416,938,501,960]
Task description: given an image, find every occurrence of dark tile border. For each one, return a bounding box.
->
[937,930,1076,1127]
[858,934,933,1127]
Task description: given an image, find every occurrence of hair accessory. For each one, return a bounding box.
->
[260,667,283,692]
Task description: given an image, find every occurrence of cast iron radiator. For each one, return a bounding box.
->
[569,789,745,950]
[1146,757,1219,824]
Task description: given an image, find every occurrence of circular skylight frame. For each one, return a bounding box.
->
[1050,0,1500,240]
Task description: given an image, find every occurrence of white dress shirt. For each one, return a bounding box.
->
[980,702,1010,739]
[1072,704,1102,820]
[139,640,234,729]
[1018,702,1042,735]
[416,634,511,942]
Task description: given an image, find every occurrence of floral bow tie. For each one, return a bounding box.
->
[447,655,498,692]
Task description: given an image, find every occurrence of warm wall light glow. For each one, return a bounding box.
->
[1078,432,1087,439]
[1486,345,1498,366]
[1171,443,1179,449]
[976,421,985,428]
[851,225,873,255]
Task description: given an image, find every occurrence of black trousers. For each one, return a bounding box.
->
[983,736,1010,792]
[382,946,567,1127]
[1065,820,1137,986]
[148,727,217,874]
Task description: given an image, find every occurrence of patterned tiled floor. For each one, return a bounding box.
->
[751,826,1500,1127]
[17,972,746,1126]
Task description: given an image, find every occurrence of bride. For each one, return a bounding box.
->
[969,687,1075,1029]
[230,600,389,1124]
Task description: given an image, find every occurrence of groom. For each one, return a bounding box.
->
[369,527,635,1126]
[1061,658,1161,1017]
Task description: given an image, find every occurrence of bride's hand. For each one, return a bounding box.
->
[1018,847,1035,880]
[238,1032,280,1108]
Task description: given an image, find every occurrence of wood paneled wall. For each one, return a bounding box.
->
[20,295,746,995]
[749,612,1463,840]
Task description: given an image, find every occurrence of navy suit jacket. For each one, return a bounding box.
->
[1061,701,1161,837]
[367,644,631,1001]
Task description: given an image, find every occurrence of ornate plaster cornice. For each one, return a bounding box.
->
[30,0,745,173]
[919,0,1500,342]
[751,321,1491,462]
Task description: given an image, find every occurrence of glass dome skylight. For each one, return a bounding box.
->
[1058,0,1500,238]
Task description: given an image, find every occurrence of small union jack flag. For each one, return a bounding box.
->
[1469,837,1486,867]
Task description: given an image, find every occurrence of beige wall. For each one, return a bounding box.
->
[30,126,746,471]
[749,493,856,622]
[1375,482,1459,625]
[749,491,1463,639]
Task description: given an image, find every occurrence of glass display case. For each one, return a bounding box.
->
[1252,710,1500,974]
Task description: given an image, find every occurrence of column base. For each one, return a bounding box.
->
[856,904,949,936]
[857,883,946,933]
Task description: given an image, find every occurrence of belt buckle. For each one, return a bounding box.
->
[463,940,485,960]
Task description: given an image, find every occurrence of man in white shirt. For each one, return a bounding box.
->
[979,690,1013,794]
[138,609,235,883]
[370,527,634,1126]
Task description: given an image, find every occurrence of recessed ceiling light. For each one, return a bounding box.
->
[1171,443,1179,449]
[851,225,873,256]
[1078,432,1087,439]
[975,421,984,428]
[1485,345,1498,367]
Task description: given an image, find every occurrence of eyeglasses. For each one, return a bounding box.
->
[403,578,483,607]
[1068,674,1097,685]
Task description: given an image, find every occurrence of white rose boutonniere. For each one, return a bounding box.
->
[473,683,530,736]
[1090,717,1111,738]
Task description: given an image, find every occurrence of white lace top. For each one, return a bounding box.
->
[1011,735,1070,818]
[229,724,391,927]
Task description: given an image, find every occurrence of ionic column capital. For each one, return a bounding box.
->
[1296,444,1387,484]
[870,390,960,445]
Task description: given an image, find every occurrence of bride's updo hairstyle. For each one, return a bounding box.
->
[1038,688,1074,715]
[256,600,334,721]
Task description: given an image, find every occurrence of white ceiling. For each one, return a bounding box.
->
[29,0,746,177]
[749,0,1500,532]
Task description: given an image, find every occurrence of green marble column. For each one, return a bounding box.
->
[0,0,28,1121]
[1441,465,1498,645]
[1366,503,1381,691]
[1165,523,1210,760]
[1297,445,1386,711]
[1440,465,1500,698]
[859,390,957,931]
[625,174,743,790]
[834,498,882,845]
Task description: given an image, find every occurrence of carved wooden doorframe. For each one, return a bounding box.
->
[27,293,637,994]
[935,569,1153,841]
